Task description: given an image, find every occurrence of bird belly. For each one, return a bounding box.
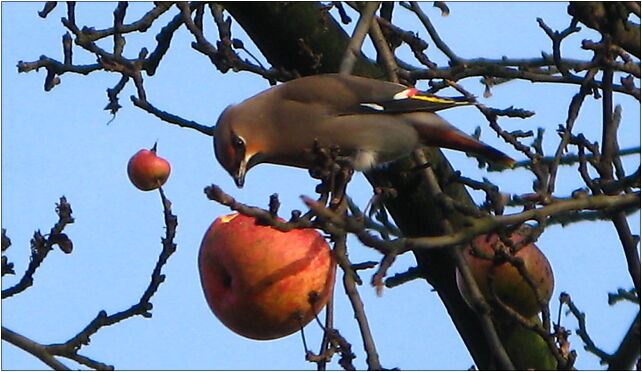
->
[352,150,379,171]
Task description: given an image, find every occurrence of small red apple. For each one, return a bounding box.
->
[127,143,171,191]
[456,225,554,318]
[198,213,336,340]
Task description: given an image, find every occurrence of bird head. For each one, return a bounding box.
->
[213,105,264,188]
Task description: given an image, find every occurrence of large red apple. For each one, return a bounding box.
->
[456,225,554,317]
[198,213,336,340]
[127,143,171,191]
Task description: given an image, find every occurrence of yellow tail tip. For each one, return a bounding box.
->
[496,156,517,168]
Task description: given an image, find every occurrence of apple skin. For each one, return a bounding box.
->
[501,316,558,370]
[198,213,336,340]
[456,226,554,318]
[127,145,171,191]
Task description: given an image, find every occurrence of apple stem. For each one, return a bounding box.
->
[150,141,158,153]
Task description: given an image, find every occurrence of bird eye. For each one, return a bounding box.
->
[232,135,245,149]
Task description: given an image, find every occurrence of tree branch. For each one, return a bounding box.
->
[2,327,70,370]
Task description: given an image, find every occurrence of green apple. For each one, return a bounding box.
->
[456,226,554,317]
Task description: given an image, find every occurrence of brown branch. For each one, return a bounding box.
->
[113,2,127,56]
[546,86,592,196]
[600,51,617,182]
[6,188,179,369]
[537,17,581,77]
[183,3,292,82]
[608,311,641,370]
[204,185,315,231]
[313,292,335,370]
[608,288,639,305]
[376,16,437,73]
[130,96,213,135]
[105,75,128,115]
[207,180,639,275]
[339,2,380,74]
[75,2,173,42]
[38,2,57,18]
[333,232,382,370]
[606,162,642,193]
[563,293,613,364]
[504,146,641,173]
[407,192,640,251]
[2,229,15,276]
[2,327,71,370]
[145,4,189,75]
[597,42,642,296]
[611,212,642,297]
[404,64,639,99]
[407,2,461,64]
[17,56,101,91]
[2,197,74,299]
[368,12,398,83]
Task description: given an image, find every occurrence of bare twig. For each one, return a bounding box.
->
[406,192,640,251]
[407,2,461,64]
[333,232,382,370]
[2,197,74,299]
[340,2,380,74]
[563,293,612,364]
[611,212,642,296]
[368,14,399,83]
[131,96,213,135]
[3,188,178,369]
[546,87,592,196]
[537,17,581,77]
[608,288,640,305]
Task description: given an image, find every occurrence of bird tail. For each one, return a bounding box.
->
[411,113,515,167]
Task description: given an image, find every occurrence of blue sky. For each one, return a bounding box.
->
[2,2,640,370]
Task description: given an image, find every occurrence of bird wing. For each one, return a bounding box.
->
[276,74,474,116]
[351,88,473,114]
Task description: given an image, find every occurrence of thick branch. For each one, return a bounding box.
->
[608,311,641,370]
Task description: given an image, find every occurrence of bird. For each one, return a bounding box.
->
[213,73,515,188]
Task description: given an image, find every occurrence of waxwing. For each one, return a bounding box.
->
[214,73,515,188]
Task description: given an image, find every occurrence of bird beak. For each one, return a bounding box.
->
[233,166,246,188]
[232,150,261,189]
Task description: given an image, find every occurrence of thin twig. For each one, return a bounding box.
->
[368,14,398,82]
[407,2,460,64]
[2,197,74,299]
[7,188,179,369]
[564,294,612,364]
[339,2,380,74]
[130,96,213,135]
[334,233,382,370]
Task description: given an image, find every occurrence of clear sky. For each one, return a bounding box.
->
[2,2,640,370]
